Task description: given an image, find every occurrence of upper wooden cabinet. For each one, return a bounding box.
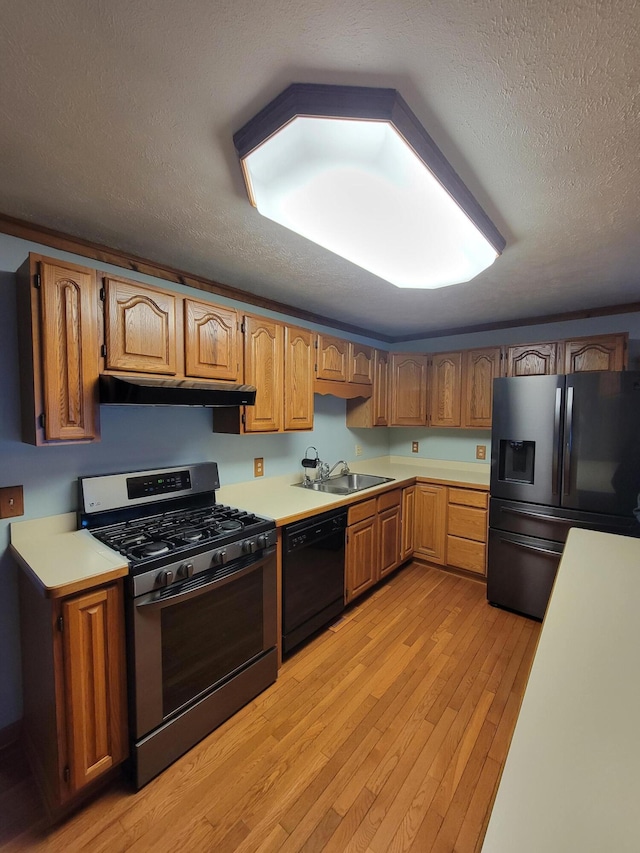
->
[390,353,429,426]
[184,298,241,381]
[429,351,462,427]
[284,325,315,431]
[345,348,389,428]
[563,334,627,373]
[104,277,178,375]
[506,334,628,377]
[214,317,314,434]
[506,342,558,377]
[348,342,374,384]
[462,347,502,429]
[243,315,284,433]
[316,334,349,382]
[17,255,100,445]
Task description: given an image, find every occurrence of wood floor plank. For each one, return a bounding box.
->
[0,562,540,853]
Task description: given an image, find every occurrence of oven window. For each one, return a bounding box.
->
[161,570,264,717]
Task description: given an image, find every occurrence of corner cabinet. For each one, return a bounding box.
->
[413,483,447,564]
[19,575,128,810]
[345,348,389,428]
[16,255,100,445]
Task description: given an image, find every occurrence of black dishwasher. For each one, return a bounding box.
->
[282,507,347,654]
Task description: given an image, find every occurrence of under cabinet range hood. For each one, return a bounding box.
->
[99,375,257,407]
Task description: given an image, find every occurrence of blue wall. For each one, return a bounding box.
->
[2,227,640,729]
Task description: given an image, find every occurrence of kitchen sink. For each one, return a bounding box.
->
[295,473,394,495]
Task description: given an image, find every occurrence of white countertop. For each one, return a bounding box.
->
[10,456,488,596]
[10,512,129,598]
[216,456,489,525]
[481,527,640,852]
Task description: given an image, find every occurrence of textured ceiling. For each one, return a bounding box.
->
[1,0,639,339]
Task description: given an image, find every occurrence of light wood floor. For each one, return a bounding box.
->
[0,562,540,853]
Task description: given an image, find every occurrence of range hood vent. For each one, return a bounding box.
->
[99,375,257,407]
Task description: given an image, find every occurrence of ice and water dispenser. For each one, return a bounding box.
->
[497,440,536,484]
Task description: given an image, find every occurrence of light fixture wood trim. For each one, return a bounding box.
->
[233,83,506,256]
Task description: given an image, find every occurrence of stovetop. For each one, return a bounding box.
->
[90,503,268,569]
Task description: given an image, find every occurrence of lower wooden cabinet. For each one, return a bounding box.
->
[400,485,416,561]
[446,488,488,576]
[413,482,489,576]
[346,490,403,602]
[413,483,447,564]
[19,575,128,809]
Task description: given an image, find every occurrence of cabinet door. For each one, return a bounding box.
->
[414,484,447,564]
[563,334,627,373]
[184,298,240,380]
[429,352,462,427]
[373,349,389,426]
[379,505,402,578]
[316,334,349,382]
[243,315,283,433]
[38,259,99,441]
[284,325,314,431]
[345,516,378,602]
[105,278,178,374]
[61,584,127,795]
[348,342,374,384]
[462,347,502,428]
[401,485,416,561]
[506,342,557,377]
[390,353,429,426]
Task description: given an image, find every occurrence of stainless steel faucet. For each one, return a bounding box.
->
[324,460,350,480]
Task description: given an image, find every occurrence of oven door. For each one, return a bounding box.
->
[129,548,277,740]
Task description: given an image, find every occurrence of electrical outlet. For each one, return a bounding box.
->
[0,485,24,518]
[253,457,264,477]
[476,445,487,460]
[412,441,419,453]
[355,444,363,457]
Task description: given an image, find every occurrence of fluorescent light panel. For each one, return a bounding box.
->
[235,85,504,290]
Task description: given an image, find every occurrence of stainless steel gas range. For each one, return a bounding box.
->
[78,462,278,789]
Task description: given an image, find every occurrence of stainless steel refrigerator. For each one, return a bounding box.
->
[488,371,640,619]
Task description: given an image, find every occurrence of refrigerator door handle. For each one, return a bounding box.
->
[552,387,562,496]
[499,537,561,558]
[500,506,568,524]
[563,385,574,496]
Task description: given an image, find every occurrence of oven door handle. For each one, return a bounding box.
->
[135,550,274,611]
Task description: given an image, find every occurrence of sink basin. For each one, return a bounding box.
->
[295,473,394,495]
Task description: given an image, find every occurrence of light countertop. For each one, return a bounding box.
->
[481,527,640,852]
[10,456,488,596]
[216,455,489,525]
[10,512,129,598]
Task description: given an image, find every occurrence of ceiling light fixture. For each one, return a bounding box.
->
[234,84,505,289]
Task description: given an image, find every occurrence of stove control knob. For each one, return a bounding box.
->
[256,534,269,549]
[242,539,256,555]
[213,550,227,565]
[157,570,174,587]
[178,562,194,579]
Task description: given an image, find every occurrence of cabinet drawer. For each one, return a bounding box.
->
[448,505,487,542]
[447,536,486,575]
[348,498,377,524]
[377,488,401,512]
[448,488,488,509]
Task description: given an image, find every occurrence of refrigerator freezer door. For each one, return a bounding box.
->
[561,371,640,516]
[487,528,563,620]
[490,497,639,541]
[491,375,565,506]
